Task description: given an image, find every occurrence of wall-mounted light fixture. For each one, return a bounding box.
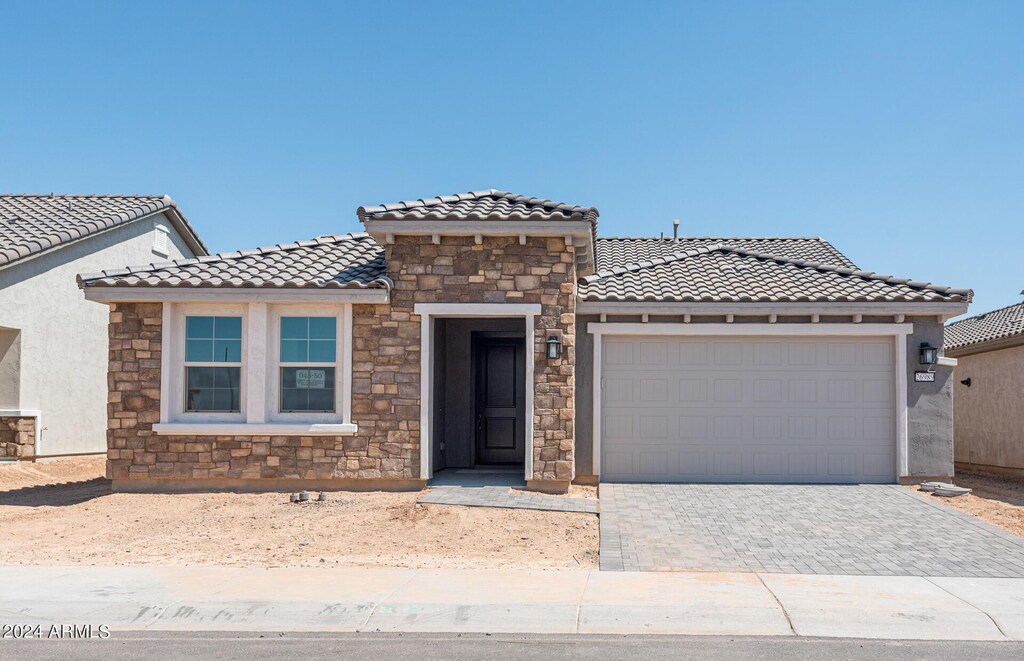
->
[546,334,562,360]
[960,377,972,387]
[919,343,939,366]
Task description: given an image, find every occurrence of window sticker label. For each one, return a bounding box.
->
[296,369,327,389]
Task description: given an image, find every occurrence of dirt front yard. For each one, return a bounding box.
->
[907,470,1024,538]
[0,458,598,569]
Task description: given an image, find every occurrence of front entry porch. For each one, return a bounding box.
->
[429,317,528,475]
[416,302,572,493]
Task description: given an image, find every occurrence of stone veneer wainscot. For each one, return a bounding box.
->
[0,415,35,458]
[106,302,419,489]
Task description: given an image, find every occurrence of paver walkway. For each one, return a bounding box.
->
[419,485,598,513]
[599,483,1024,576]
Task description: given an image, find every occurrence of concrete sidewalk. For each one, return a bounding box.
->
[1,566,1022,640]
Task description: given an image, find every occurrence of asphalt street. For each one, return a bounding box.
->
[4,632,1024,660]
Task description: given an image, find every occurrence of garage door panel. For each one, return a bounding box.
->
[601,335,897,484]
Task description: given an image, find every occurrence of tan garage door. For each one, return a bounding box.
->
[600,335,897,483]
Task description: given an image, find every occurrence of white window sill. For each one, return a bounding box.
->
[152,422,358,436]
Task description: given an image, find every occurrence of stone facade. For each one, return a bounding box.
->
[106,302,420,488]
[383,235,577,486]
[0,415,35,458]
[104,234,576,490]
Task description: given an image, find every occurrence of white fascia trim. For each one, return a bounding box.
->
[896,336,909,477]
[587,322,914,336]
[84,288,390,304]
[576,301,970,316]
[153,423,358,436]
[936,356,958,367]
[0,409,42,455]
[415,302,540,482]
[414,303,543,317]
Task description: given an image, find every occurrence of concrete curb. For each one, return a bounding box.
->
[0,566,1020,640]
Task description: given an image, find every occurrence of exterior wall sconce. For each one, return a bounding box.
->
[919,343,939,366]
[960,377,972,387]
[546,334,562,360]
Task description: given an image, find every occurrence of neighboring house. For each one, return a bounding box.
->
[77,189,970,493]
[945,300,1024,477]
[0,195,207,458]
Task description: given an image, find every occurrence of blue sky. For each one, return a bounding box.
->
[2,1,1021,316]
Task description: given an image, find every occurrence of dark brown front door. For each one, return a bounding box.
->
[474,336,526,465]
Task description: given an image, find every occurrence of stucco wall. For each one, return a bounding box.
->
[0,327,20,408]
[0,214,196,455]
[573,314,956,483]
[952,344,1024,474]
[906,318,954,478]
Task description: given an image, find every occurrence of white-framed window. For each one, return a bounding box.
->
[279,316,337,413]
[267,305,347,423]
[163,302,248,423]
[159,301,353,432]
[184,315,243,412]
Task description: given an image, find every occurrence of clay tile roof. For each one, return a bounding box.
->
[578,244,972,304]
[357,189,599,225]
[0,194,208,267]
[945,300,1024,351]
[77,232,389,291]
[596,236,857,270]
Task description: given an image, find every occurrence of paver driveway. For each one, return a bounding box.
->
[599,483,1024,576]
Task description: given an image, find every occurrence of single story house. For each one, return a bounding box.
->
[77,189,971,492]
[1,194,207,459]
[945,300,1024,477]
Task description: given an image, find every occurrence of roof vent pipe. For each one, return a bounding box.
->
[673,218,680,241]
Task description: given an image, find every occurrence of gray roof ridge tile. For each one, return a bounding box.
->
[77,232,377,287]
[357,188,599,223]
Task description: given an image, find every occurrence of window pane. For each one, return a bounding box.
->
[213,365,240,389]
[308,317,336,340]
[186,316,214,340]
[187,366,215,389]
[279,317,336,363]
[186,366,240,412]
[185,339,214,362]
[213,339,242,363]
[308,340,336,363]
[186,316,242,363]
[281,317,308,340]
[280,367,335,412]
[281,388,306,411]
[280,339,308,363]
[212,387,239,412]
[307,388,334,412]
[214,316,242,339]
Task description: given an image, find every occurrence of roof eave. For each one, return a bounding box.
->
[82,285,391,304]
[945,332,1024,357]
[576,300,970,318]
[162,202,210,257]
